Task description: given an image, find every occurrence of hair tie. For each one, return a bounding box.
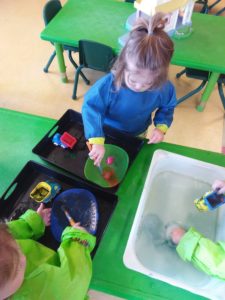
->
[148,21,153,36]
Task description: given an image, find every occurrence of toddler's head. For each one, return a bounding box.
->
[113,13,174,92]
[0,224,26,300]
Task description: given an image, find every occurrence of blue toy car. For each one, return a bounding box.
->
[52,133,68,149]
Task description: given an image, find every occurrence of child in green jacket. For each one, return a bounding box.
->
[0,203,96,300]
[168,180,225,281]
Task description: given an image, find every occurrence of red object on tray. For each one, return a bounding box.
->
[60,132,77,149]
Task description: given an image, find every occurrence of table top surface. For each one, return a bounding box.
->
[41,0,134,53]
[41,0,225,73]
[2,108,225,299]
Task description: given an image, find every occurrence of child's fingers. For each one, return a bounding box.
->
[37,203,44,213]
[39,203,44,209]
[89,152,97,160]
[212,180,225,193]
[148,136,157,144]
[94,154,103,166]
[218,187,225,194]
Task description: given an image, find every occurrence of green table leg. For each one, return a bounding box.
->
[55,42,68,83]
[196,72,220,112]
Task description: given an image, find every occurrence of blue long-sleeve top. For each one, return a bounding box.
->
[82,73,177,141]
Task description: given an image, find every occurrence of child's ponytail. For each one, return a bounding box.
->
[133,12,167,36]
[112,12,174,90]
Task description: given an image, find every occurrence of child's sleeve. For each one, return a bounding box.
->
[176,227,225,280]
[61,226,96,253]
[7,209,45,240]
[82,75,112,144]
[153,82,177,133]
[50,227,96,299]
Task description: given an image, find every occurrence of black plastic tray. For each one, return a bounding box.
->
[32,110,144,192]
[0,161,118,257]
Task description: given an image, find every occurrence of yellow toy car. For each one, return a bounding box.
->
[194,190,225,212]
[30,181,61,203]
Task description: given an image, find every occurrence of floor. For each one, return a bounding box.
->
[0,1,224,299]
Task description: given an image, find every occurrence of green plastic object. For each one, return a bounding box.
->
[173,25,193,40]
[84,144,129,188]
[72,40,115,99]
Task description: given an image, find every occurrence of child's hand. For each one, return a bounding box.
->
[212,180,225,194]
[89,144,105,166]
[72,222,88,233]
[147,128,164,144]
[37,203,51,226]
[170,227,186,245]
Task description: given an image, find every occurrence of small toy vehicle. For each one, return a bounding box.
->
[30,181,61,203]
[52,132,77,149]
[194,190,225,212]
[60,132,77,149]
[52,133,68,149]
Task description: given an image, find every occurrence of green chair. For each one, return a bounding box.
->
[176,4,225,109]
[196,0,209,13]
[215,6,225,16]
[176,69,225,109]
[42,0,89,85]
[72,40,116,99]
[195,0,223,13]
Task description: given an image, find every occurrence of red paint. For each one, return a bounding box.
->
[106,156,115,165]
[102,166,119,187]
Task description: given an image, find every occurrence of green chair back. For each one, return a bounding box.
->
[43,0,62,26]
[79,40,115,72]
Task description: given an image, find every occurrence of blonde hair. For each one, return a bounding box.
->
[112,13,174,90]
[0,224,21,289]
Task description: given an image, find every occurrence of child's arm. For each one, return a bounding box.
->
[82,76,110,145]
[61,225,96,254]
[176,227,225,280]
[7,207,48,240]
[153,82,177,133]
[82,75,112,165]
[49,226,96,299]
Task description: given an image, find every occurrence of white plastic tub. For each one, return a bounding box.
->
[124,150,225,300]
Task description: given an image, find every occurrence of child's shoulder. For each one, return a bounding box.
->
[95,72,114,86]
[159,80,176,95]
[162,80,175,90]
[85,73,114,97]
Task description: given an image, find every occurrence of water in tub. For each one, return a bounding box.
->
[135,171,217,287]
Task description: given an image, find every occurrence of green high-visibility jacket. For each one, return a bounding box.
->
[7,209,96,300]
[177,227,225,280]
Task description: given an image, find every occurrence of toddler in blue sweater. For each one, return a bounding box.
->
[82,13,177,166]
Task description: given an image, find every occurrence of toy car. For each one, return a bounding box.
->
[194,190,225,212]
[30,181,61,203]
[52,133,68,148]
[60,132,77,149]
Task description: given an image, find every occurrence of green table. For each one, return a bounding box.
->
[171,13,225,111]
[41,0,225,111]
[0,108,55,194]
[90,141,225,300]
[41,0,134,83]
[2,108,225,299]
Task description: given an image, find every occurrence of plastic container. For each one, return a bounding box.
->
[32,110,144,193]
[124,150,225,300]
[84,144,129,188]
[0,161,118,256]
